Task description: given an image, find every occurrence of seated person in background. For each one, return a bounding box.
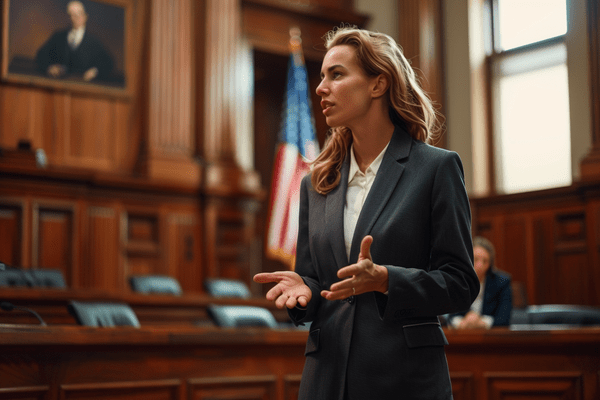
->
[36,1,113,82]
[448,236,512,329]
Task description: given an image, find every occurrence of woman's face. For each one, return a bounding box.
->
[473,245,491,282]
[316,44,376,129]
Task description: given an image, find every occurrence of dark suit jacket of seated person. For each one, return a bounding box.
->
[449,236,513,328]
[36,1,114,82]
[254,27,479,400]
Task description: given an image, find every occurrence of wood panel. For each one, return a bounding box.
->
[0,199,24,267]
[188,376,277,400]
[471,182,600,306]
[1,326,600,400]
[84,206,121,291]
[450,373,475,400]
[485,372,583,400]
[32,201,76,287]
[60,380,181,400]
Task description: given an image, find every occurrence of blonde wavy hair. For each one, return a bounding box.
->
[311,26,443,194]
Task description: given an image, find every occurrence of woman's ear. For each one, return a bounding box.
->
[371,74,389,98]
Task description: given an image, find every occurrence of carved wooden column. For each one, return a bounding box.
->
[580,0,600,180]
[143,0,200,186]
[398,0,446,148]
[200,0,263,289]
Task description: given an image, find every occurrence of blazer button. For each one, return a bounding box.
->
[346,296,355,304]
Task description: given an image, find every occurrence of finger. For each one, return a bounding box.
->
[253,272,281,284]
[329,277,354,292]
[275,294,289,309]
[359,235,373,261]
[297,296,309,308]
[321,288,354,301]
[285,296,298,309]
[265,285,283,302]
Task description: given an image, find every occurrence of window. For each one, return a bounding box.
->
[489,0,571,194]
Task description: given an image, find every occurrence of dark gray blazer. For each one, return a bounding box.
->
[289,126,479,400]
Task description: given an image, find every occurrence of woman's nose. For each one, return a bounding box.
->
[316,81,328,96]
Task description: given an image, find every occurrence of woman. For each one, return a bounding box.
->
[448,236,513,329]
[254,26,479,400]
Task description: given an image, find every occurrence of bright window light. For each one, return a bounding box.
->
[494,63,572,194]
[498,0,567,50]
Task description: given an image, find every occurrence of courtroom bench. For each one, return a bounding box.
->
[0,287,293,327]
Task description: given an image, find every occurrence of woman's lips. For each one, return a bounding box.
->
[321,101,333,115]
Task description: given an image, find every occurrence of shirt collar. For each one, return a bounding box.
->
[348,141,390,183]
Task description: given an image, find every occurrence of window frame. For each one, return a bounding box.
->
[485,0,570,194]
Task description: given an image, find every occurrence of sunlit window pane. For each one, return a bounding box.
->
[498,0,567,50]
[494,64,571,194]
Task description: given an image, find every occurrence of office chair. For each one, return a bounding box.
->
[30,269,67,288]
[0,268,66,288]
[67,301,141,327]
[204,278,251,299]
[525,304,600,326]
[129,275,183,295]
[0,268,33,287]
[207,305,278,328]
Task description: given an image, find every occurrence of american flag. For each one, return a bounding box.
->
[265,30,319,268]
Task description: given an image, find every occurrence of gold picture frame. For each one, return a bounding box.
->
[2,0,133,97]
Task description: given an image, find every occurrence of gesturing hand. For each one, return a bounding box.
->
[321,235,389,301]
[253,271,312,309]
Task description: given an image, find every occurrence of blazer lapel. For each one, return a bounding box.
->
[326,153,351,268]
[349,127,412,262]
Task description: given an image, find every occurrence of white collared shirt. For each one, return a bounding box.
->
[68,27,86,49]
[344,142,389,260]
[450,278,494,328]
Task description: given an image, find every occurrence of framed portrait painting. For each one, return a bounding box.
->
[2,0,133,97]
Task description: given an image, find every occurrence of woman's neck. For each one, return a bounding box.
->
[351,118,395,172]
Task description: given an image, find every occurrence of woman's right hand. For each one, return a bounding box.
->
[253,271,312,309]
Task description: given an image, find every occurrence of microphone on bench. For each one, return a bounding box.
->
[0,301,47,326]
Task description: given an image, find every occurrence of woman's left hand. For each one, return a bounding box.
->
[321,235,389,300]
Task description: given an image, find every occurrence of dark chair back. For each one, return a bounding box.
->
[207,305,278,328]
[526,304,600,326]
[30,269,67,288]
[0,269,33,287]
[0,268,66,288]
[129,275,182,296]
[204,278,251,299]
[68,301,140,327]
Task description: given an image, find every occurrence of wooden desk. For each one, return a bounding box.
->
[0,324,308,400]
[444,327,600,400]
[1,325,599,400]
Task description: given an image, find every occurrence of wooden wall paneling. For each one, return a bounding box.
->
[579,0,600,179]
[203,197,262,292]
[585,200,600,305]
[123,208,163,280]
[449,373,475,400]
[143,0,200,186]
[282,374,301,400]
[554,210,590,304]
[0,197,25,267]
[0,86,53,150]
[241,0,369,61]
[187,376,277,400]
[66,96,117,170]
[60,379,182,400]
[485,372,583,400]
[165,212,202,293]
[83,205,121,291]
[31,200,76,287]
[398,0,446,148]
